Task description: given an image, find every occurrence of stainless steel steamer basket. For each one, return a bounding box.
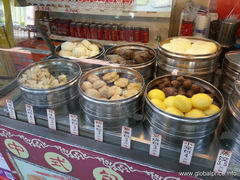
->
[221,51,240,96]
[56,40,105,72]
[78,66,145,130]
[157,37,222,83]
[144,75,224,149]
[219,80,240,164]
[17,60,82,107]
[104,44,157,83]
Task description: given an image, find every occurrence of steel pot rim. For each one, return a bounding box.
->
[144,74,224,123]
[78,66,145,103]
[224,50,240,72]
[158,36,222,60]
[104,44,157,67]
[17,59,81,93]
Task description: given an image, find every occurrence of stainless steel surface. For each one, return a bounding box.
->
[17,60,81,107]
[104,44,157,83]
[221,51,240,96]
[157,36,221,83]
[144,75,224,150]
[217,20,240,47]
[219,80,240,165]
[79,66,145,131]
[56,40,105,72]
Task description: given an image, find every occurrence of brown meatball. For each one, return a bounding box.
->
[107,54,126,64]
[116,49,134,60]
[176,76,185,83]
[178,87,186,96]
[162,77,170,82]
[191,84,201,93]
[171,80,181,88]
[132,50,152,64]
[163,81,171,87]
[163,87,177,97]
[183,79,192,89]
[186,90,194,98]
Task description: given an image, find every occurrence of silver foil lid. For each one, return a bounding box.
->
[225,50,240,72]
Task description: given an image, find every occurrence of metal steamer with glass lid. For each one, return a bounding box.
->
[157,37,221,83]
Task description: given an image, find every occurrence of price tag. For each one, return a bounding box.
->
[47,109,56,130]
[94,120,103,142]
[149,133,162,157]
[213,149,232,175]
[121,126,132,149]
[6,100,16,119]
[25,104,35,125]
[69,114,79,135]
[179,141,195,165]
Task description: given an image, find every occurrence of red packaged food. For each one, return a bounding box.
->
[83,23,90,38]
[111,25,118,41]
[90,24,97,39]
[97,24,104,40]
[104,24,111,40]
[133,27,140,42]
[140,27,149,43]
[70,22,76,37]
[118,26,126,41]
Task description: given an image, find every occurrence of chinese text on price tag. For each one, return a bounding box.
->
[6,100,16,119]
[121,126,132,149]
[25,104,35,124]
[69,114,79,136]
[213,149,232,174]
[149,134,162,157]
[47,109,56,130]
[94,120,103,142]
[179,141,195,165]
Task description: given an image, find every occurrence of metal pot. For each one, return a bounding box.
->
[221,51,240,97]
[157,36,221,83]
[17,60,81,107]
[104,44,157,83]
[56,40,105,73]
[219,80,240,165]
[144,75,224,149]
[78,66,145,131]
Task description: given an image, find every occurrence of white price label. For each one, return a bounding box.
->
[25,104,35,125]
[213,149,232,175]
[179,141,195,165]
[121,126,132,149]
[47,109,56,130]
[6,100,16,119]
[69,114,79,136]
[94,120,103,142]
[149,133,162,157]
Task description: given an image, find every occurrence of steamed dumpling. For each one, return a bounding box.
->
[72,46,87,58]
[81,40,92,49]
[59,50,72,57]
[61,41,75,51]
[89,44,99,52]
